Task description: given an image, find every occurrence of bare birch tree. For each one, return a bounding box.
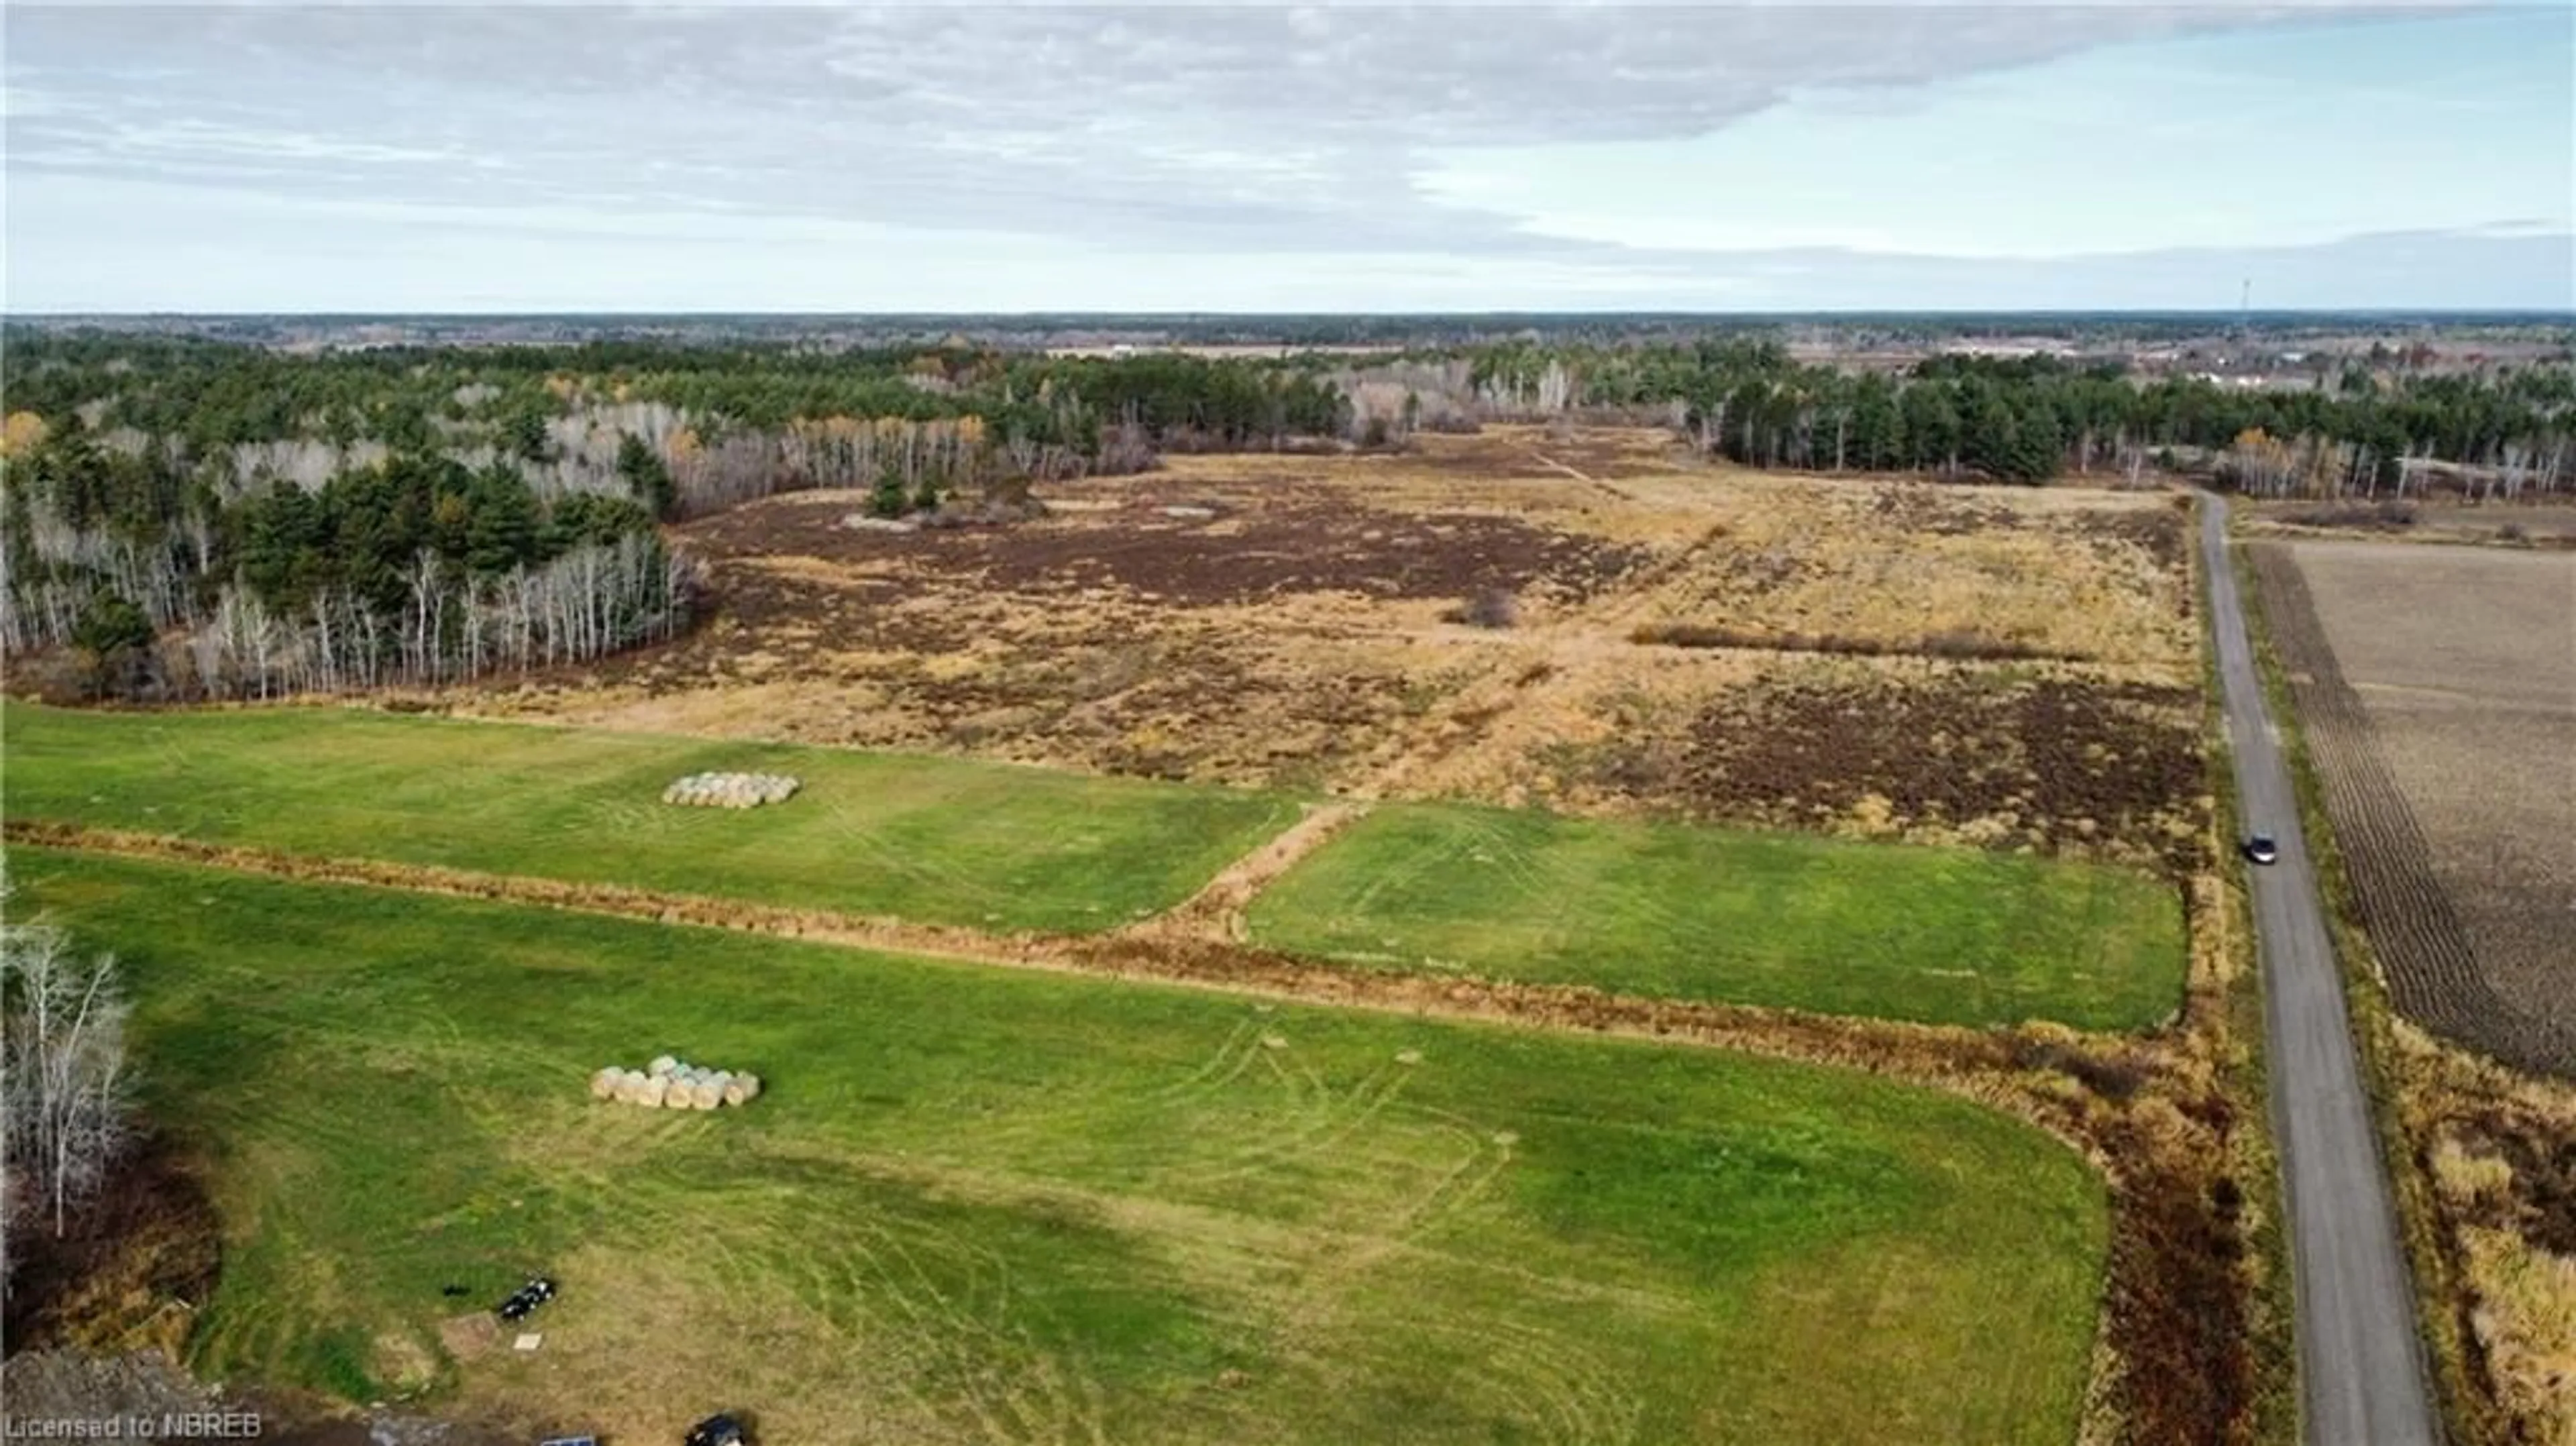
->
[0,899,135,1260]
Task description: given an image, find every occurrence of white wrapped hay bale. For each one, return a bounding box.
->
[661,770,801,809]
[638,1074,669,1108]
[690,1078,723,1110]
[649,1055,678,1078]
[725,1072,761,1106]
[590,1067,620,1101]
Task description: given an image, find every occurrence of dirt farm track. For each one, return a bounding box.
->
[2249,539,2576,1076]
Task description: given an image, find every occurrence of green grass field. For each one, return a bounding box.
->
[1,704,1299,934]
[1248,803,2186,1031]
[14,850,2107,1445]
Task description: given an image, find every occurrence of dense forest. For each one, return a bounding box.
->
[1448,339,2576,491]
[3,328,2567,700]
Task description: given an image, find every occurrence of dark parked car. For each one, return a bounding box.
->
[2244,834,2279,866]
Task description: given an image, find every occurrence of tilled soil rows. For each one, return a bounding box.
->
[2247,544,2573,1074]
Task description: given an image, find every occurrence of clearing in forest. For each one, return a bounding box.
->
[9,849,2110,1446]
[1245,802,2187,1032]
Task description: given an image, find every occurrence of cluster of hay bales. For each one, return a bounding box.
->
[590,1054,762,1110]
[662,772,800,809]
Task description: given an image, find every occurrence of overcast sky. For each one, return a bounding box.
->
[5,2,2571,313]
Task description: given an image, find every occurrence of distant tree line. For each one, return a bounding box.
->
[1450,341,2576,492]
[5,329,2567,702]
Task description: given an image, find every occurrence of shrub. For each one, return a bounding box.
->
[1445,588,1519,629]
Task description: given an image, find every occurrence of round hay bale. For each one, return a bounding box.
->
[734,1072,761,1104]
[690,1079,723,1110]
[612,1072,642,1104]
[590,1068,620,1101]
[638,1075,669,1108]
[663,1080,697,1109]
[649,1055,678,1078]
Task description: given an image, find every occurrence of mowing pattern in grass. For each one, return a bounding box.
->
[14,850,2106,1446]
[1,704,1299,934]
[1248,803,2185,1031]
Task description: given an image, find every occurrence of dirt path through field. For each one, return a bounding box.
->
[1516,445,1641,504]
[1121,801,1370,942]
[1113,506,1732,929]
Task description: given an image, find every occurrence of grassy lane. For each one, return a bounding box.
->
[2,704,1299,934]
[1248,802,2186,1031]
[13,849,2107,1446]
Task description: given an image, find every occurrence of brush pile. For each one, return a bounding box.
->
[662,772,800,808]
[590,1054,763,1110]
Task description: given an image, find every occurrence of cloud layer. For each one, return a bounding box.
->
[5,3,2565,309]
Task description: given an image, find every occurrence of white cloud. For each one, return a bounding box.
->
[2,2,2561,309]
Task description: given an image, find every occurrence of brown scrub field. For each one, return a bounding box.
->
[450,427,2208,873]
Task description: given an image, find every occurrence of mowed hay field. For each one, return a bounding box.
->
[1247,803,2185,1031]
[2250,541,2576,1074]
[0,703,1298,934]
[9,704,2185,1032]
[11,850,2108,1446]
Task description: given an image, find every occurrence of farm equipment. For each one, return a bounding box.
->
[496,1276,557,1323]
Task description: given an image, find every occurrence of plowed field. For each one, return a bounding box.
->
[2249,540,2576,1075]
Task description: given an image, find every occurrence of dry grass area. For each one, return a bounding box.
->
[2396,1031,2576,1446]
[446,427,2204,870]
[2255,540,2575,1073]
[2241,499,2576,550]
[1415,650,2207,876]
[1615,474,2198,671]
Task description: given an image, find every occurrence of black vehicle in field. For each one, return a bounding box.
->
[685,1415,747,1446]
[496,1276,557,1323]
